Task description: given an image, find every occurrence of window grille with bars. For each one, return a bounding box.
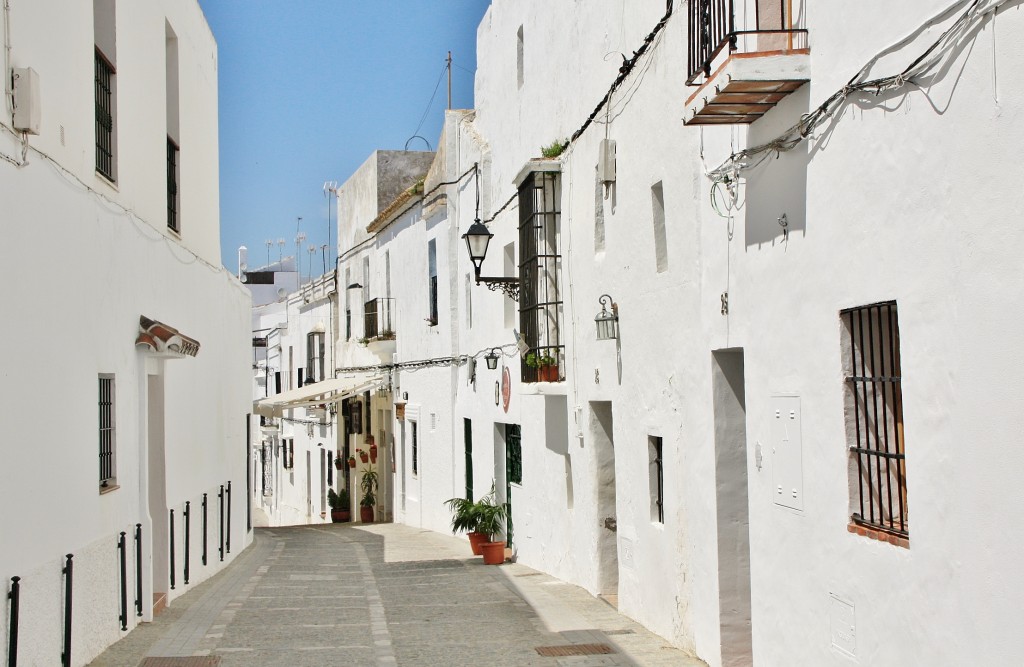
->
[650,436,664,523]
[306,332,325,383]
[94,48,115,180]
[427,240,438,326]
[167,136,179,232]
[842,301,907,539]
[99,375,115,487]
[411,421,418,476]
[518,171,563,382]
[282,439,294,470]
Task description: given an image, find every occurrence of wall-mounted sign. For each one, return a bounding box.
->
[395,403,406,421]
[501,367,511,413]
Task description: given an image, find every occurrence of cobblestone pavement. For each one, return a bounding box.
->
[90,524,705,667]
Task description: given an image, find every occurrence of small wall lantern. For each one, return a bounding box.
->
[484,348,501,370]
[595,294,619,341]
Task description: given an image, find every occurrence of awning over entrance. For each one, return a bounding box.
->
[253,373,383,418]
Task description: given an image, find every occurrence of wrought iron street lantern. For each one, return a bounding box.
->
[462,219,520,301]
[484,347,501,370]
[595,294,619,340]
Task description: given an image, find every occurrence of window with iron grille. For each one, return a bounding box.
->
[282,438,294,470]
[649,436,664,523]
[94,47,115,180]
[306,332,325,384]
[98,375,115,488]
[167,136,179,233]
[842,301,907,539]
[518,171,563,382]
[427,240,438,326]
[411,421,418,476]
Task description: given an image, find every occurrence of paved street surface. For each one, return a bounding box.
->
[89,524,704,667]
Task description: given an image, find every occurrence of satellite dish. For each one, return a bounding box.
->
[277,288,287,301]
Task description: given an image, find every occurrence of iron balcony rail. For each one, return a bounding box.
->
[61,554,73,667]
[184,501,191,585]
[687,0,808,85]
[364,297,396,340]
[117,532,127,630]
[134,523,143,617]
[169,509,175,590]
[8,576,20,667]
[218,485,225,562]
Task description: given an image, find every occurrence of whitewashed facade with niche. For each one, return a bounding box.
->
[0,1,251,665]
[345,1,1024,666]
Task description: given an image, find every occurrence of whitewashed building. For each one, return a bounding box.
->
[0,1,251,665]
[250,270,342,527]
[328,1,1024,666]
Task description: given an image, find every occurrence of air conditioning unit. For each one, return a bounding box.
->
[597,139,616,185]
[12,68,41,135]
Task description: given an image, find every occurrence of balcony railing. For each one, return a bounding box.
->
[687,0,808,86]
[364,298,396,340]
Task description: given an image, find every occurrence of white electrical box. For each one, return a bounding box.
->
[12,68,41,135]
[597,138,616,184]
[771,395,803,511]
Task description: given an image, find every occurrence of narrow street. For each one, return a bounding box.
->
[89,524,701,667]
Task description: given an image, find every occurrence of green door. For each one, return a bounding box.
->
[505,424,521,547]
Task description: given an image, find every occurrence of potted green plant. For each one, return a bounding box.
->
[328,488,350,523]
[359,468,378,523]
[475,496,509,565]
[444,496,487,555]
[526,352,559,382]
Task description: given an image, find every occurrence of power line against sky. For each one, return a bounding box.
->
[196,1,491,273]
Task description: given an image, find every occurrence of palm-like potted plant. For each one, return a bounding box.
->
[475,496,509,565]
[359,468,378,523]
[328,488,350,523]
[444,496,487,555]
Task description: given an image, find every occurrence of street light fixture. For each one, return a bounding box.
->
[595,294,619,340]
[462,220,520,301]
[462,163,520,301]
[483,347,501,370]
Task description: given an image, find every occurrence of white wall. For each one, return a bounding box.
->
[0,2,249,665]
[397,1,1024,666]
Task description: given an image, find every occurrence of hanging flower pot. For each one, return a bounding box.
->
[369,444,378,463]
[347,456,356,469]
[334,456,345,470]
[358,449,369,464]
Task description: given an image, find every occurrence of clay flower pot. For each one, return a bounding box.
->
[480,540,505,565]
[358,450,369,464]
[369,444,378,463]
[347,457,356,469]
[467,532,488,556]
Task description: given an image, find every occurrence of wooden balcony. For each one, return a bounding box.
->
[684,0,809,126]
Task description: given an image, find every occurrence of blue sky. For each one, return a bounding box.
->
[196,1,491,273]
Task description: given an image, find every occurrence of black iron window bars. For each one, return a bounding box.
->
[94,48,115,180]
[167,136,179,233]
[518,171,564,383]
[843,301,907,538]
[364,298,396,340]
